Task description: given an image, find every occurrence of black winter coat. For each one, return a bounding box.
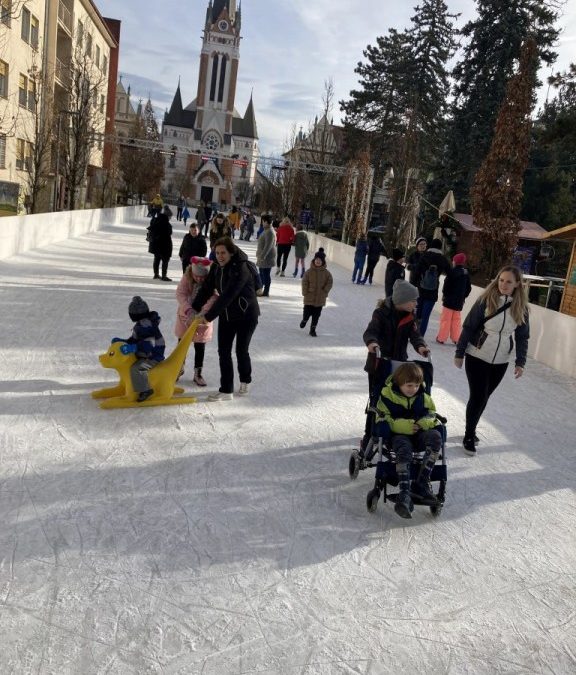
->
[406,250,424,285]
[192,248,260,323]
[367,237,386,262]
[442,265,472,311]
[363,298,427,367]
[385,260,406,298]
[414,248,452,302]
[179,233,208,263]
[147,214,173,257]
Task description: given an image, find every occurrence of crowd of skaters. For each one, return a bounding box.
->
[138,199,530,465]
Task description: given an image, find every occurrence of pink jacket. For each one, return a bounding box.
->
[174,273,217,342]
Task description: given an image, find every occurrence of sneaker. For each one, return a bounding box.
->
[299,320,306,329]
[161,276,172,282]
[411,480,438,505]
[463,436,476,456]
[256,288,264,296]
[207,392,233,401]
[394,491,414,519]
[238,382,250,396]
[275,268,281,276]
[280,271,285,277]
[309,327,317,337]
[193,371,207,387]
[137,389,154,402]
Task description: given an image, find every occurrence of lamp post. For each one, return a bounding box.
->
[53,109,78,211]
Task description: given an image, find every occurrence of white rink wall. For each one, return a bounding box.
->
[309,233,576,379]
[0,206,142,261]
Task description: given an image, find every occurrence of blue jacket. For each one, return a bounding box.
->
[354,239,368,261]
[127,312,165,362]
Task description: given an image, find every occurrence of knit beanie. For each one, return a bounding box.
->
[431,238,443,249]
[313,248,326,265]
[392,247,405,261]
[453,252,467,265]
[392,279,419,306]
[190,256,212,277]
[129,296,149,320]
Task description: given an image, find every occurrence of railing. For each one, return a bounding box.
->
[55,57,70,88]
[58,0,72,34]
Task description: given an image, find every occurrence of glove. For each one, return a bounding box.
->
[120,343,137,355]
[111,337,124,343]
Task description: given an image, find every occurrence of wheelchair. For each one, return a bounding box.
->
[348,354,447,516]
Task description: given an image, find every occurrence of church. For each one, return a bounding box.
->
[162,0,259,208]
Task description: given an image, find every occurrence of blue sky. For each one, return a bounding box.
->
[95,0,576,156]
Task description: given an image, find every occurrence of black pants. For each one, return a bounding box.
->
[277,244,291,271]
[176,207,183,220]
[364,258,379,283]
[217,317,258,393]
[153,254,170,278]
[302,305,322,327]
[464,354,508,437]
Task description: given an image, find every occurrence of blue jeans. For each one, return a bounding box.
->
[416,298,436,337]
[352,255,366,282]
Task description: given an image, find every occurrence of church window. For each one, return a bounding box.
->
[209,54,218,102]
[218,57,227,103]
[203,133,220,151]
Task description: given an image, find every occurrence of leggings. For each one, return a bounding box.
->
[277,244,291,271]
[464,354,508,437]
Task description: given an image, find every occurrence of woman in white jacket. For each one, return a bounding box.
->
[454,265,530,456]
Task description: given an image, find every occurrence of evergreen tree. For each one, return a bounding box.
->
[522,64,576,230]
[471,38,539,280]
[437,0,559,211]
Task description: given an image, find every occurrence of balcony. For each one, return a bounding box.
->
[57,0,72,35]
[55,57,70,88]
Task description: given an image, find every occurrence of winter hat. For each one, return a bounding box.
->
[415,236,427,247]
[392,247,405,261]
[129,296,149,320]
[453,252,467,265]
[392,279,419,306]
[313,248,326,265]
[430,238,443,249]
[190,256,212,277]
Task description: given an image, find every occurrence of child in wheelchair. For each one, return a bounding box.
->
[374,362,442,519]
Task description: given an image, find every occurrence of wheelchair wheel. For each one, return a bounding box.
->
[348,451,361,480]
[366,488,380,513]
[430,504,443,517]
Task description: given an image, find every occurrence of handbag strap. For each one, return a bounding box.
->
[481,301,510,327]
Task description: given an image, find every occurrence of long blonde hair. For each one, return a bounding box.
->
[479,265,529,325]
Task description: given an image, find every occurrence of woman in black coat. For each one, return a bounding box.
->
[148,206,173,281]
[192,237,260,401]
[178,222,208,272]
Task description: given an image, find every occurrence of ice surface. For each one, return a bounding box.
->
[1,219,575,674]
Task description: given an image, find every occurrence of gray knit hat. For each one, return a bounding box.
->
[392,279,418,305]
[128,296,149,319]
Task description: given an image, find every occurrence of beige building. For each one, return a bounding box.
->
[0,0,117,214]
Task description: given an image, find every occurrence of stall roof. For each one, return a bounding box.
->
[542,223,576,241]
[453,213,547,240]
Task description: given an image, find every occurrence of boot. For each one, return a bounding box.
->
[463,435,476,456]
[394,468,413,519]
[292,268,298,278]
[300,269,305,278]
[193,368,207,387]
[309,327,317,337]
[137,389,154,403]
[411,479,438,505]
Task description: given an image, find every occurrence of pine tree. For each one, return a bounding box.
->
[438,0,559,211]
[471,38,539,280]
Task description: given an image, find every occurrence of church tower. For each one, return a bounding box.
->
[162,0,258,208]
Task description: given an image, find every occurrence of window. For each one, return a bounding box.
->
[27,77,35,112]
[1,0,11,28]
[95,45,100,69]
[85,33,92,58]
[76,20,83,48]
[0,60,7,98]
[21,8,39,47]
[19,73,27,107]
[0,134,6,168]
[102,54,108,73]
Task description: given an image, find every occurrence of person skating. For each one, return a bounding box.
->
[300,248,333,337]
[179,222,208,273]
[384,248,406,298]
[436,253,472,344]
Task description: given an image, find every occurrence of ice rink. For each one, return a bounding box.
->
[1,217,575,674]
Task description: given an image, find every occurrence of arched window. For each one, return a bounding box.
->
[209,54,218,102]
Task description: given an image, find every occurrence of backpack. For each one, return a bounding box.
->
[420,264,439,291]
[246,260,263,292]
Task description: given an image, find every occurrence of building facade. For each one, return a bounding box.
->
[0,0,117,213]
[162,0,258,208]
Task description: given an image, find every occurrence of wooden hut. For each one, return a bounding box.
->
[543,223,576,317]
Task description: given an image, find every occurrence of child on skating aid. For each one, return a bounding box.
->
[375,362,442,519]
[114,296,166,402]
[175,256,217,386]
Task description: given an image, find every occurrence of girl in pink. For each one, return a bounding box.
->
[175,256,217,385]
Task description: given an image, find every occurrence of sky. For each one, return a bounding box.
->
[95,0,576,156]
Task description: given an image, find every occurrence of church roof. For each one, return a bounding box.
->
[164,83,197,128]
[232,95,258,139]
[211,0,232,23]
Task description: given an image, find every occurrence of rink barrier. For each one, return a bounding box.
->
[0,205,141,261]
[307,233,576,379]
